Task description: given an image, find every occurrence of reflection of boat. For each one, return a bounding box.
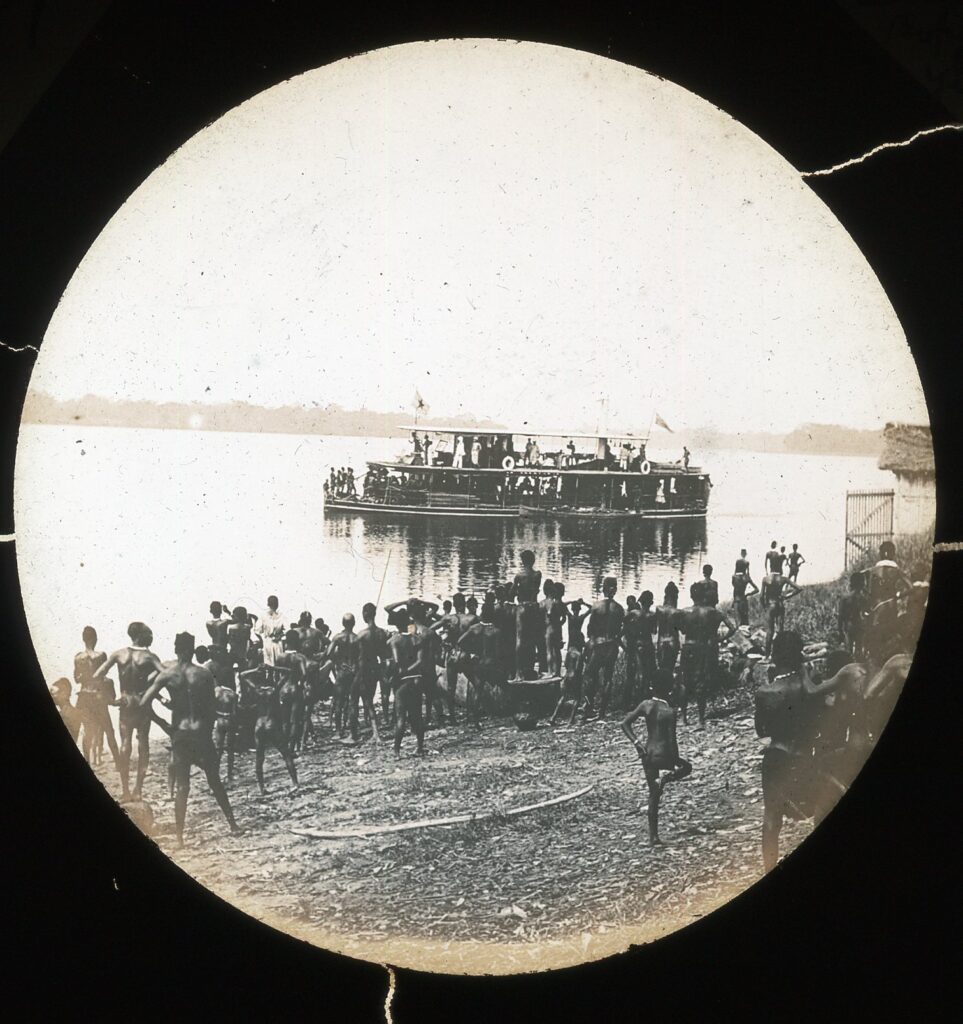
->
[324,425,710,520]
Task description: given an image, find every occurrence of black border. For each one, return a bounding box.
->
[2,4,959,1020]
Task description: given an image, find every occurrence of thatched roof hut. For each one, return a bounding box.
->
[878,423,934,477]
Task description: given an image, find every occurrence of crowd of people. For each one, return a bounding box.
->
[48,539,926,869]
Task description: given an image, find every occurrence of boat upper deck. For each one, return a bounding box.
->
[386,424,705,477]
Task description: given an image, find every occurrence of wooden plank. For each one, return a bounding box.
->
[291,783,595,840]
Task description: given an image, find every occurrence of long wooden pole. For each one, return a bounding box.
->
[291,782,595,840]
[375,549,392,609]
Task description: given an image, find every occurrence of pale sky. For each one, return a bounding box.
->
[29,40,927,434]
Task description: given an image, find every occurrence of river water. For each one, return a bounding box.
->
[15,424,892,680]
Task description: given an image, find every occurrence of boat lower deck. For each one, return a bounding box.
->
[324,498,707,520]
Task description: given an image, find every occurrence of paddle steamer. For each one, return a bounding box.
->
[324,426,711,520]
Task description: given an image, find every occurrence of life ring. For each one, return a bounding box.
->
[639,460,651,475]
[502,455,516,470]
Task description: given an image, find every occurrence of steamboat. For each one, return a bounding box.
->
[324,426,711,520]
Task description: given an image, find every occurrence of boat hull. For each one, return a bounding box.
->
[324,498,707,520]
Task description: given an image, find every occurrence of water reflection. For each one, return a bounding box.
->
[323,514,708,602]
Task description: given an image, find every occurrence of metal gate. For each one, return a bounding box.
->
[845,489,894,570]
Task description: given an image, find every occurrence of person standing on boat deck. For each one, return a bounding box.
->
[566,439,576,467]
[788,543,806,582]
[453,434,466,469]
[258,596,286,667]
[530,438,541,467]
[411,432,423,463]
[470,436,482,468]
[618,442,630,471]
[346,468,357,496]
[683,447,690,470]
[423,434,433,465]
[524,438,534,466]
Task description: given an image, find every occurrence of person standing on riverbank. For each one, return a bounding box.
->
[788,544,806,582]
[257,595,285,667]
[622,668,692,846]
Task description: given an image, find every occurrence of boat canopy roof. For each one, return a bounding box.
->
[398,425,652,442]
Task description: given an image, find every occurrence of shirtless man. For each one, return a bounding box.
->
[355,603,388,741]
[275,630,308,753]
[324,614,363,739]
[787,544,806,582]
[549,641,585,726]
[732,569,759,628]
[93,622,164,800]
[432,593,479,717]
[562,591,591,652]
[655,582,681,672]
[74,626,121,769]
[511,550,543,680]
[581,577,625,720]
[226,606,252,669]
[700,565,719,608]
[763,541,782,586]
[765,574,801,658]
[838,572,867,658]
[492,585,518,680]
[137,633,239,845]
[237,660,299,796]
[50,678,83,743]
[456,604,504,722]
[541,581,567,678]
[390,615,427,755]
[864,541,912,667]
[755,630,848,871]
[622,591,655,708]
[676,585,737,729]
[206,601,231,655]
[735,549,751,577]
[407,599,451,725]
[212,675,239,781]
[622,669,692,846]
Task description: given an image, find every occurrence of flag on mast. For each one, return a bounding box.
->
[412,389,429,417]
[654,412,673,433]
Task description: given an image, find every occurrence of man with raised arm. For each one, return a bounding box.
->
[93,622,164,801]
[732,566,760,628]
[455,603,504,723]
[787,543,806,582]
[139,632,239,847]
[765,574,801,658]
[431,592,479,717]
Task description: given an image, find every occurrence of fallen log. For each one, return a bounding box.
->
[291,782,595,840]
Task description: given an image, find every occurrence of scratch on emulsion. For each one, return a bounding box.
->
[801,124,962,177]
[0,339,38,354]
[383,964,397,1024]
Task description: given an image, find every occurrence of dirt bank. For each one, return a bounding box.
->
[92,680,813,974]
